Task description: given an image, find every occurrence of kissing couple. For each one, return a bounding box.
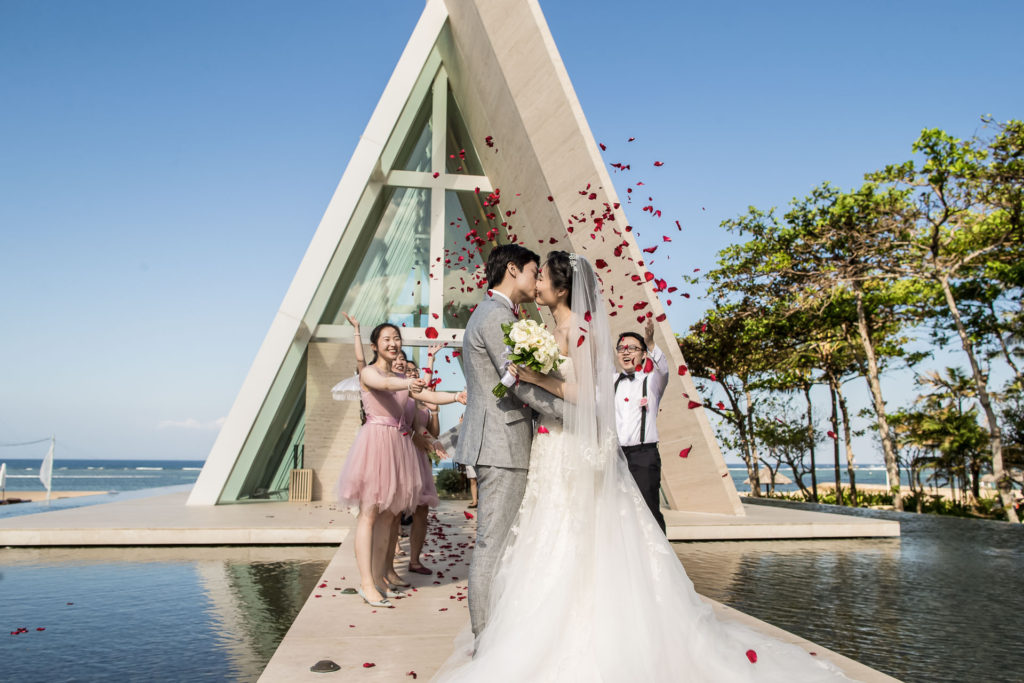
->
[441,245,851,681]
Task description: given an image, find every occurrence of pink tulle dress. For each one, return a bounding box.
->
[335,367,428,515]
[405,399,440,508]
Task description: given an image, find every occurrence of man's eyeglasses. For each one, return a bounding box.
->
[616,345,643,354]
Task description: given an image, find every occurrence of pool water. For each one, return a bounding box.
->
[676,499,1024,683]
[0,546,334,682]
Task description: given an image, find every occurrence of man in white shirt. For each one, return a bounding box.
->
[614,318,669,533]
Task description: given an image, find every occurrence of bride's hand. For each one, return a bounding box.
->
[513,364,543,385]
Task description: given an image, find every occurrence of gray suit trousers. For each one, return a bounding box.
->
[468,464,528,637]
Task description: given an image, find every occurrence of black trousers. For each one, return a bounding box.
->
[621,442,666,534]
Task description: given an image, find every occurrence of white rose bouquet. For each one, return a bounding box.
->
[493,319,564,398]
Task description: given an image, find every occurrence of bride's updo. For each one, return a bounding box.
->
[545,251,574,306]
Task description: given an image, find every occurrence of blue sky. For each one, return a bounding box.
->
[1,0,1021,463]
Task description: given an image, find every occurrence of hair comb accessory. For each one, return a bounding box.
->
[568,252,579,269]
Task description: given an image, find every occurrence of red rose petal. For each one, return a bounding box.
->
[643,358,654,373]
[687,401,701,409]
[577,335,585,347]
[677,365,688,376]
[594,259,608,269]
[679,446,692,458]
[363,662,376,668]
[425,327,439,339]
[464,511,474,519]
[537,425,550,434]
[746,649,758,663]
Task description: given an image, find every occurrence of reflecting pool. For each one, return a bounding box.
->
[676,500,1024,683]
[0,547,333,682]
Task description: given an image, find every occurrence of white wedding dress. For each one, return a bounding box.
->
[436,257,852,682]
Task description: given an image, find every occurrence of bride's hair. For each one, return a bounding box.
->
[544,251,574,305]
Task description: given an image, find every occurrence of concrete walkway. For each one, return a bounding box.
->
[260,503,899,682]
[665,502,899,541]
[0,491,897,547]
[0,489,351,546]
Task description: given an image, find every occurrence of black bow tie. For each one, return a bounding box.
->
[618,371,636,382]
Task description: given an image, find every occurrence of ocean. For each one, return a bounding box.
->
[0,457,906,498]
[0,458,205,494]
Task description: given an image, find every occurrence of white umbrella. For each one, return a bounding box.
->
[0,462,6,500]
[744,471,792,485]
[39,437,54,501]
[331,374,362,401]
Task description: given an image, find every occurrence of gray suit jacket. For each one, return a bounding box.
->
[454,297,565,469]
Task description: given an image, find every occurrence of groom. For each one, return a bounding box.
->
[455,244,565,638]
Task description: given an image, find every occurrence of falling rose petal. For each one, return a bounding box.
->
[653,161,664,167]
[599,142,607,151]
[408,672,419,679]
[746,650,758,663]
[710,373,717,381]
[577,335,585,347]
[716,401,726,410]
[643,358,654,373]
[464,511,474,519]
[655,313,666,322]
[679,446,692,458]
[627,137,636,142]
[827,430,837,439]
[425,327,439,339]
[537,425,550,434]
[363,663,376,668]
[547,195,554,202]
[432,171,440,178]
[687,401,701,409]
[594,259,608,269]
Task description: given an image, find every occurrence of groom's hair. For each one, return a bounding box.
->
[486,244,540,289]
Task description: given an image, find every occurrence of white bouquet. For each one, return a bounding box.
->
[493,319,564,398]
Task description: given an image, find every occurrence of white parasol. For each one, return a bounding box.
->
[331,373,362,401]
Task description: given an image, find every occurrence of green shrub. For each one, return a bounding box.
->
[435,468,466,495]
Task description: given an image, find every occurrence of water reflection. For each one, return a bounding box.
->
[676,501,1024,683]
[0,547,334,682]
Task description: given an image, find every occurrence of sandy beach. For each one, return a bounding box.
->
[2,490,111,503]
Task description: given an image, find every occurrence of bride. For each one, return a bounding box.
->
[436,252,851,682]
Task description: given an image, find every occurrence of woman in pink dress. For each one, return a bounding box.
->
[336,323,465,607]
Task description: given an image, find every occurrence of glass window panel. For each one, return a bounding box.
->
[442,190,509,329]
[445,89,485,176]
[397,95,432,173]
[336,187,431,329]
[223,362,306,503]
